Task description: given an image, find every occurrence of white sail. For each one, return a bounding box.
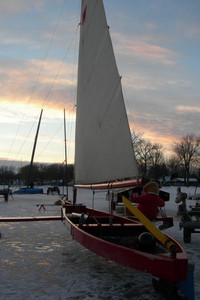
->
[75,0,138,185]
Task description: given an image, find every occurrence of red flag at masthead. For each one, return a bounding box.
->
[82,6,87,24]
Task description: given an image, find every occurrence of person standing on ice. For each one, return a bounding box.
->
[129,181,165,221]
[175,186,187,216]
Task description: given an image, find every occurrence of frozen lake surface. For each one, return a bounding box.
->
[0,186,199,299]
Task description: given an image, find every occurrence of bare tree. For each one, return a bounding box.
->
[166,155,180,179]
[132,132,162,179]
[148,143,165,179]
[150,144,164,166]
[173,134,200,185]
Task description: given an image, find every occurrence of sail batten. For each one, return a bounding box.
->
[75,0,138,185]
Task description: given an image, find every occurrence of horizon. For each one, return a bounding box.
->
[0,0,199,166]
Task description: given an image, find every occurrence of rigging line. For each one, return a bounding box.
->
[63,106,76,166]
[36,122,63,158]
[122,84,137,133]
[40,24,80,108]
[35,26,79,161]
[69,21,79,108]
[6,0,66,161]
[36,102,76,161]
[99,77,122,127]
[14,112,42,161]
[34,11,80,162]
[65,25,79,163]
[70,18,79,166]
[31,8,80,163]
[36,102,77,160]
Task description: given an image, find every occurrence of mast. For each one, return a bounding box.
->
[64,108,68,198]
[27,109,43,188]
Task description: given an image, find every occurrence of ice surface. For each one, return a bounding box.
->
[0,186,199,299]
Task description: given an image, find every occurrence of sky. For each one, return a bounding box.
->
[0,0,200,168]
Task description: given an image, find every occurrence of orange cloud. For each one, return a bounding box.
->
[130,43,176,66]
[128,117,178,158]
[176,105,200,113]
[113,32,177,66]
[0,57,77,113]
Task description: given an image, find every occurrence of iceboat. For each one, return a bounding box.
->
[14,110,43,195]
[62,0,188,284]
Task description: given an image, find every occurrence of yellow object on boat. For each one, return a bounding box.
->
[122,196,177,253]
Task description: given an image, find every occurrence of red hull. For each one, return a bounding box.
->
[62,205,188,282]
[75,178,144,190]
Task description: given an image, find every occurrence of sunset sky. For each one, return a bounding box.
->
[0,0,200,167]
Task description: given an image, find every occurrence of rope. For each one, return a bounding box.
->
[6,0,66,163]
[92,190,95,210]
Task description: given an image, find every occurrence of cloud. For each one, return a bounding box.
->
[110,29,200,150]
[1,0,199,163]
[176,106,200,113]
[113,32,177,66]
[0,0,46,14]
[130,43,176,66]
[0,57,77,109]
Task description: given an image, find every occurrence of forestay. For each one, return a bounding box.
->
[75,0,138,185]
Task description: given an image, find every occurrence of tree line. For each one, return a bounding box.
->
[133,133,200,186]
[0,134,200,187]
[0,163,74,186]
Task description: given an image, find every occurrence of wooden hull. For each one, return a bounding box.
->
[62,204,188,282]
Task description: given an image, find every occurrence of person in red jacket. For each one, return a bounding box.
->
[130,181,165,221]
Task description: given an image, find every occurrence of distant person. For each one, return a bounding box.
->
[129,181,165,221]
[175,186,187,216]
